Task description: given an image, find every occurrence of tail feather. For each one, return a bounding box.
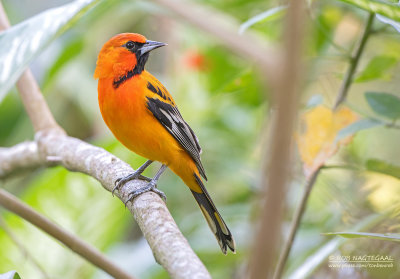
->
[192,174,236,254]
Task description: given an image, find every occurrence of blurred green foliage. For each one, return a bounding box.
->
[1,0,400,278]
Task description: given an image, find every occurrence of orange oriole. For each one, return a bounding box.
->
[94,33,235,254]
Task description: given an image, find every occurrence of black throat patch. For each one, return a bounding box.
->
[113,52,149,89]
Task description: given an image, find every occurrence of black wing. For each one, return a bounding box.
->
[146,97,207,180]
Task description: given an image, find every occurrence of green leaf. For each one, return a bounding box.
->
[323,232,400,242]
[366,159,400,180]
[365,92,400,119]
[0,271,21,279]
[239,5,287,34]
[336,118,383,141]
[337,0,400,22]
[355,56,397,82]
[0,0,100,102]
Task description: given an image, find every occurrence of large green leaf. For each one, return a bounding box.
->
[365,92,400,120]
[366,159,400,180]
[0,271,21,279]
[323,232,400,242]
[337,0,400,21]
[355,56,397,82]
[0,0,100,102]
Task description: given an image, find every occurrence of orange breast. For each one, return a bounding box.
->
[98,73,202,192]
[98,74,182,165]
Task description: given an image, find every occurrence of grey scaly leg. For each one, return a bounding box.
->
[125,164,168,205]
[113,160,153,195]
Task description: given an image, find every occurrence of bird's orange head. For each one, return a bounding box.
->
[94,33,166,80]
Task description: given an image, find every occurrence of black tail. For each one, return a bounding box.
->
[191,174,236,254]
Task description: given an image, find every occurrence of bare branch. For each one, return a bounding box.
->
[259,11,376,279]
[0,2,211,278]
[0,141,43,178]
[0,134,211,279]
[270,13,375,279]
[0,189,136,279]
[248,1,307,278]
[151,0,280,80]
[39,133,211,279]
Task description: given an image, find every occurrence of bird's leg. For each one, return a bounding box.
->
[125,164,168,206]
[113,160,153,195]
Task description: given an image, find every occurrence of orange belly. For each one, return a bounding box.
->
[99,76,176,163]
[98,74,202,192]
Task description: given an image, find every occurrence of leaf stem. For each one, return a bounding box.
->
[272,167,321,279]
[333,12,375,110]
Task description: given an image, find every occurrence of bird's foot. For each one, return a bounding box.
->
[113,172,152,196]
[124,180,167,206]
[113,160,154,196]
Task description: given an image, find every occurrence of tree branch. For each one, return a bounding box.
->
[38,133,211,279]
[0,135,211,279]
[271,11,376,279]
[0,3,211,278]
[248,1,307,279]
[0,190,134,279]
[333,12,374,110]
[0,141,43,178]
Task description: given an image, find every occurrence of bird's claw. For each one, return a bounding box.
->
[112,178,122,196]
[124,181,167,207]
[113,173,152,196]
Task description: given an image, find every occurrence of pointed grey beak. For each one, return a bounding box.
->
[140,40,167,55]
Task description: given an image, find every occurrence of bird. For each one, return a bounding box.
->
[94,33,235,254]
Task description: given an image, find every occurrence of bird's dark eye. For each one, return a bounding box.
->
[125,41,135,50]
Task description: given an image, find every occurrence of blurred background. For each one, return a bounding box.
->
[1,0,400,278]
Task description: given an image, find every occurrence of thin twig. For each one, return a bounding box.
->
[247,1,307,279]
[333,12,375,110]
[0,215,51,279]
[271,11,376,279]
[272,168,321,279]
[0,189,135,279]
